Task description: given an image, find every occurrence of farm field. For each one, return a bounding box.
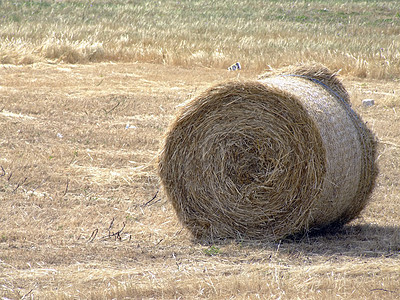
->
[1,0,400,299]
[1,0,400,78]
[1,61,399,299]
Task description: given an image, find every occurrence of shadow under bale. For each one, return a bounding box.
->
[158,65,377,241]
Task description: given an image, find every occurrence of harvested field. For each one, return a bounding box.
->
[0,62,399,299]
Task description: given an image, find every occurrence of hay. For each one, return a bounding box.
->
[158,65,377,240]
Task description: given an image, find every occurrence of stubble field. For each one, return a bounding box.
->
[1,0,400,299]
[1,61,399,299]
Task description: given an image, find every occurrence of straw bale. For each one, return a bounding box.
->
[158,65,377,240]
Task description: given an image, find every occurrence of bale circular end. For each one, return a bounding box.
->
[159,66,377,240]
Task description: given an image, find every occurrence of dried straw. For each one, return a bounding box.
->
[158,65,377,240]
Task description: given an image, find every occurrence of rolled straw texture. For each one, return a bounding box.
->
[158,65,377,240]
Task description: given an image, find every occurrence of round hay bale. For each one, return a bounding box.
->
[158,65,377,241]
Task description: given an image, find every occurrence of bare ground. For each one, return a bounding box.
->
[0,63,399,299]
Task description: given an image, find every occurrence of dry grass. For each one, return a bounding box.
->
[1,0,400,78]
[0,62,399,299]
[1,2,400,298]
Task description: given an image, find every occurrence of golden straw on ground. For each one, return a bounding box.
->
[158,65,377,240]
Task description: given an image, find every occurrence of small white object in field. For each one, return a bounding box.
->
[228,62,241,71]
[57,133,63,139]
[362,99,375,107]
[125,123,137,129]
